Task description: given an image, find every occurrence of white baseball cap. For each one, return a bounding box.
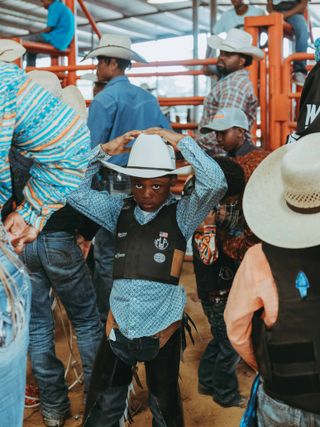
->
[200,108,249,134]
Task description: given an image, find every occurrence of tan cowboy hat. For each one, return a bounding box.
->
[243,133,320,249]
[208,28,264,61]
[0,39,26,62]
[28,70,87,121]
[100,133,193,178]
[83,34,147,63]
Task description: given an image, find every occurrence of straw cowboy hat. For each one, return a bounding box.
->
[100,133,193,178]
[27,70,87,120]
[243,133,320,249]
[200,107,249,133]
[208,28,264,61]
[0,39,26,62]
[83,34,147,63]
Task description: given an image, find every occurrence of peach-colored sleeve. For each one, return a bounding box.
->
[224,244,279,371]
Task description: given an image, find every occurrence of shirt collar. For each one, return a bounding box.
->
[108,75,129,87]
[228,139,257,157]
[134,194,177,222]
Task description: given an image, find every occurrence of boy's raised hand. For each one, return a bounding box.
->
[101,130,141,156]
[143,128,185,149]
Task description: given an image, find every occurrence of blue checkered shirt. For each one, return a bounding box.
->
[68,136,227,338]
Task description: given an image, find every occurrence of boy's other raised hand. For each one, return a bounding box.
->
[101,130,141,156]
[143,128,185,149]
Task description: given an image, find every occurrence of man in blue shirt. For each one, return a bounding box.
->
[84,34,171,323]
[25,0,74,66]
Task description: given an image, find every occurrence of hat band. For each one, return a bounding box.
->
[286,201,320,214]
[127,165,174,172]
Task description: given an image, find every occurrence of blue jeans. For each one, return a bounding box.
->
[93,227,115,323]
[286,14,309,73]
[21,231,102,419]
[198,300,241,405]
[84,328,184,427]
[23,33,46,67]
[257,385,320,426]
[0,239,31,427]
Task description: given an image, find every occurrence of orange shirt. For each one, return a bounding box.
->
[224,243,279,370]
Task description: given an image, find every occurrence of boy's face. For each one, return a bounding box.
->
[131,176,177,212]
[216,127,245,152]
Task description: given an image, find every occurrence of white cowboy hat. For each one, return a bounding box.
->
[208,28,264,61]
[28,70,87,121]
[243,133,320,249]
[0,39,26,62]
[200,107,249,133]
[83,34,147,63]
[100,133,193,178]
[27,70,63,99]
[61,85,87,121]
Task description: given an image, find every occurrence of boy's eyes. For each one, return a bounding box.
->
[134,184,161,190]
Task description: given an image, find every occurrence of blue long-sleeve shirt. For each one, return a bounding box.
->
[68,136,227,338]
[88,76,171,166]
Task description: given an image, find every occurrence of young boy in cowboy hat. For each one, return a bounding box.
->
[68,128,227,426]
[198,28,264,157]
[225,132,320,425]
[192,108,268,408]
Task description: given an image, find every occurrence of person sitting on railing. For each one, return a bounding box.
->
[204,0,265,77]
[267,0,309,86]
[24,0,74,67]
[198,29,264,157]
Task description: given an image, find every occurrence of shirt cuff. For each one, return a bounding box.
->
[16,201,61,231]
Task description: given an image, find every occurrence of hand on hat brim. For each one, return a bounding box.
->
[143,127,185,149]
[101,130,141,156]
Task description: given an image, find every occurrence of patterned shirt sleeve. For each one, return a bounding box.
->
[67,148,125,232]
[0,64,91,230]
[176,136,227,240]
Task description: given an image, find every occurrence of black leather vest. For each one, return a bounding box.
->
[252,242,320,414]
[113,198,186,285]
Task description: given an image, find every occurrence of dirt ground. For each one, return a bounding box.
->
[24,262,254,427]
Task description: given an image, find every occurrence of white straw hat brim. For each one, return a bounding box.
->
[0,40,26,62]
[208,35,264,60]
[243,138,320,249]
[100,159,193,178]
[83,45,147,63]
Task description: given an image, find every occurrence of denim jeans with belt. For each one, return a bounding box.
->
[84,328,184,427]
[257,385,320,427]
[21,231,102,420]
[0,237,31,427]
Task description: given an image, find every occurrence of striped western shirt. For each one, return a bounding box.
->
[0,62,91,230]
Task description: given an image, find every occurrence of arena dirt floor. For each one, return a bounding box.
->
[24,261,254,427]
